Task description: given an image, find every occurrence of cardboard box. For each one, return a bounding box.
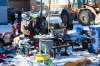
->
[64,58,91,66]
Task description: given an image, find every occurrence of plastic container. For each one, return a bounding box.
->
[90,25,100,38]
[76,27,83,33]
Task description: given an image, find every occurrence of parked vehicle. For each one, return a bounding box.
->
[64,0,100,25]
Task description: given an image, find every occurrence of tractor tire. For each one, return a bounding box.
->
[78,9,95,26]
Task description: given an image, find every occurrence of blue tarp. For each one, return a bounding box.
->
[0,24,12,32]
[0,6,8,24]
[0,0,7,6]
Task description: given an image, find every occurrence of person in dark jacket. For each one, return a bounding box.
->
[11,11,16,25]
[16,10,22,23]
[60,8,74,56]
[34,16,48,34]
[60,8,73,30]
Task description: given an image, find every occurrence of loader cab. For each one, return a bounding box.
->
[72,0,95,8]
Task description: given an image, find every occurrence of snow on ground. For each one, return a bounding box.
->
[0,51,100,66]
[0,23,12,33]
[46,16,62,24]
[0,19,100,66]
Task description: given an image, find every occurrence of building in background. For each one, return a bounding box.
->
[45,0,69,11]
[8,0,37,11]
[8,0,48,12]
[36,0,70,15]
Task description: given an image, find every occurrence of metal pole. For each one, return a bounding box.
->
[40,0,42,17]
[48,0,51,33]
[39,0,43,54]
